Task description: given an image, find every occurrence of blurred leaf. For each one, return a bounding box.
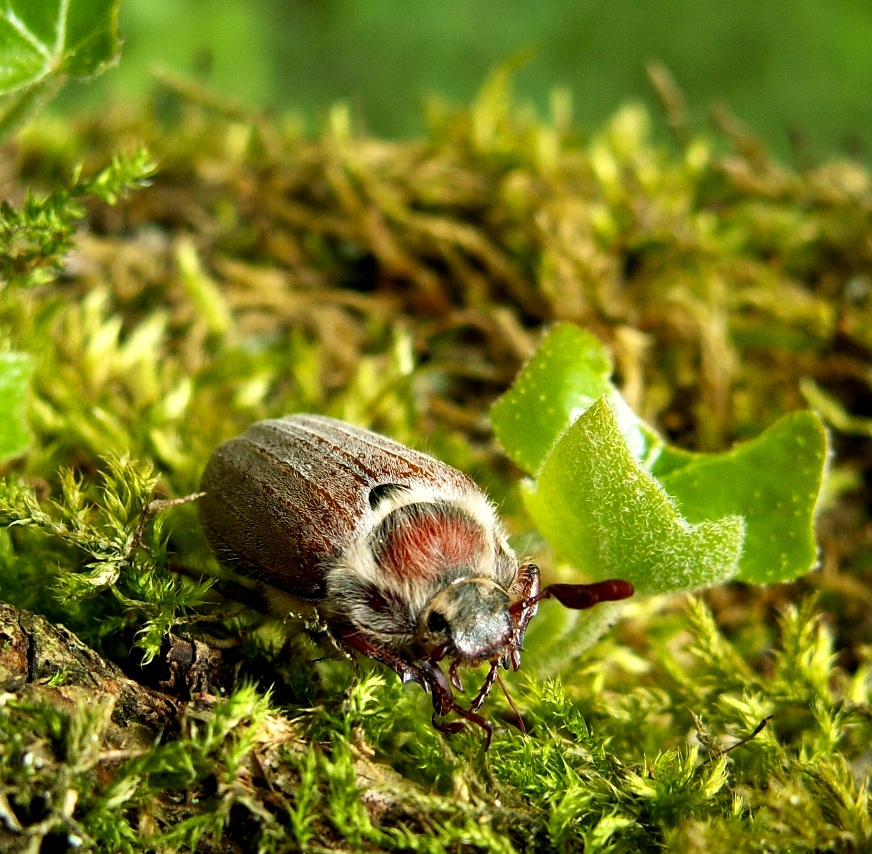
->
[520,596,628,677]
[0,352,30,461]
[800,377,872,438]
[0,0,121,138]
[521,397,745,595]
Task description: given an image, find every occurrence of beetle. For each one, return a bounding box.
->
[199,414,633,742]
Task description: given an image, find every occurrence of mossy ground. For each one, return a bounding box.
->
[1,73,871,852]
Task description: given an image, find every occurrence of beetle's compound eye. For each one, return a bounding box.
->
[427,610,449,634]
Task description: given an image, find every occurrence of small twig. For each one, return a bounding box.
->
[721,716,773,755]
[701,715,773,766]
[133,491,205,548]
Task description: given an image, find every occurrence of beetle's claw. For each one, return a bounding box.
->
[433,714,466,735]
[401,669,427,688]
[448,659,464,693]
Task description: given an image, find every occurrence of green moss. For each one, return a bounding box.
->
[0,71,871,850]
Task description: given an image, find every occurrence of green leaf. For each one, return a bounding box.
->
[521,397,745,595]
[491,322,828,596]
[0,0,121,138]
[0,352,30,461]
[800,377,872,438]
[491,323,659,475]
[491,324,612,473]
[656,411,827,583]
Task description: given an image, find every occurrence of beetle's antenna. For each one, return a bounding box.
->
[510,579,634,615]
[544,579,635,609]
[496,670,526,735]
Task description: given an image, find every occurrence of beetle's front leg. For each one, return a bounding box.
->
[468,662,499,713]
[335,626,428,689]
[335,628,495,745]
[418,659,495,745]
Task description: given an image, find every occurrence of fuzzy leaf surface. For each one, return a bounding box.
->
[655,411,827,583]
[521,397,745,594]
[492,323,669,476]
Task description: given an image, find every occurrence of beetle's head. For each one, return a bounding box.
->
[417,578,513,665]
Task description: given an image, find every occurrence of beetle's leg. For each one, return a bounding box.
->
[469,662,526,735]
[418,659,457,714]
[336,627,429,689]
[468,662,499,713]
[335,628,497,746]
[418,659,495,746]
[433,717,467,736]
[448,658,464,693]
[432,705,494,747]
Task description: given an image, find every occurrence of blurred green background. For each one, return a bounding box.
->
[62,0,871,160]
